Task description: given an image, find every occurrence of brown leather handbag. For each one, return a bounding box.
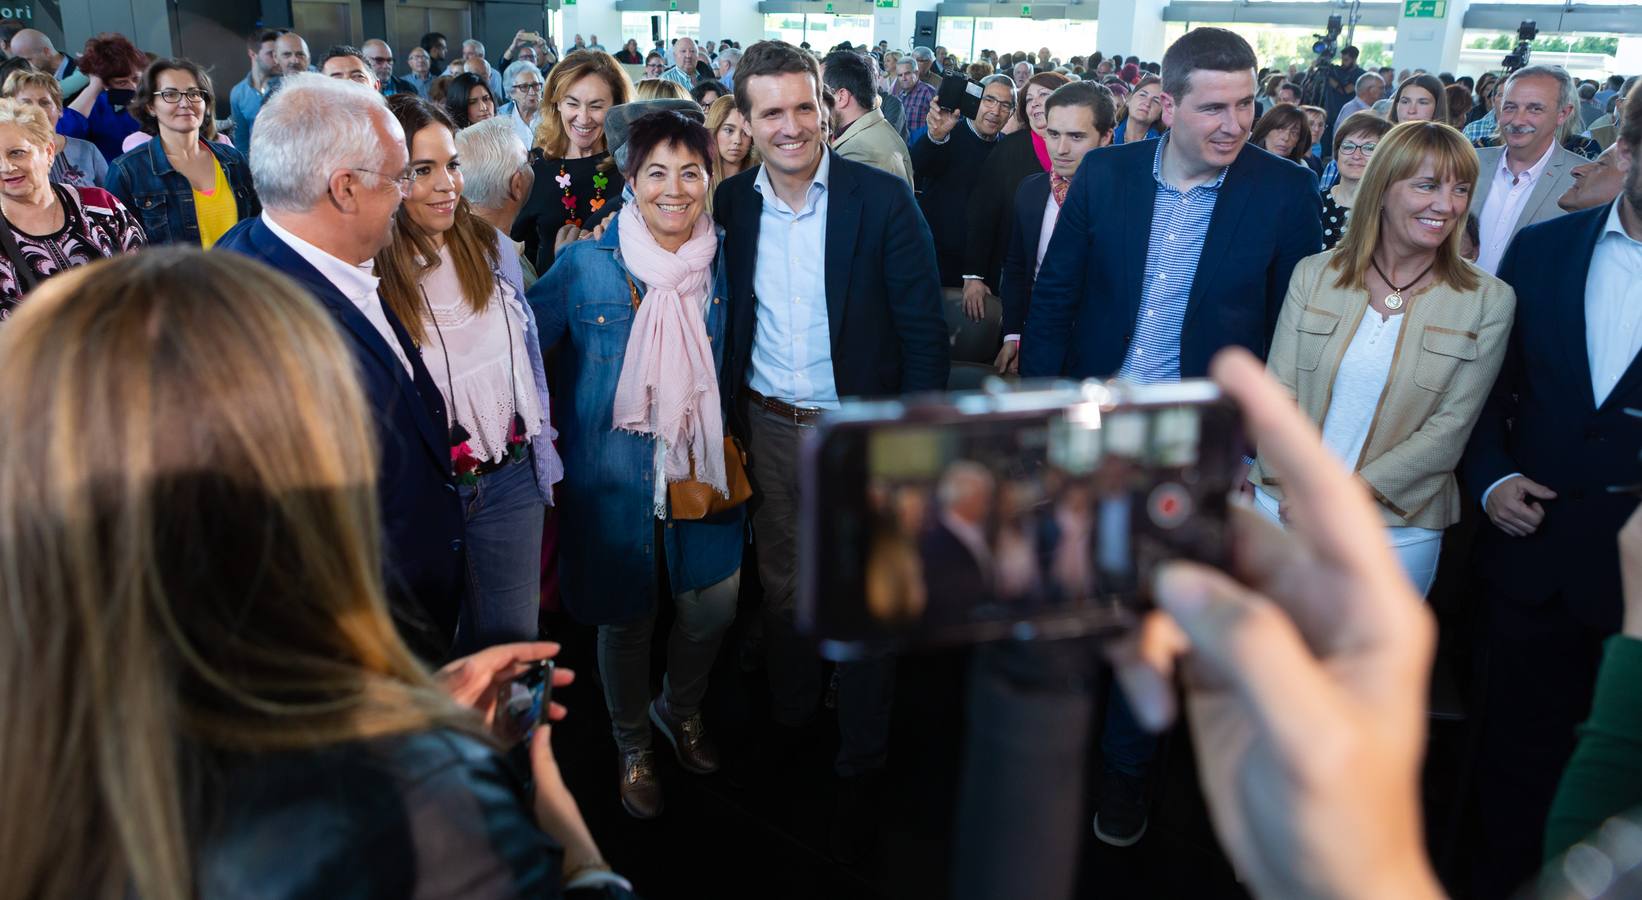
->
[623,273,752,520]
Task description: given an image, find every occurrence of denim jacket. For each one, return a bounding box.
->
[105,138,259,246]
[528,215,744,626]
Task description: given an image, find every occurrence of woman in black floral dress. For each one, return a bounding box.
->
[0,99,144,318]
[512,51,632,273]
[1321,112,1392,251]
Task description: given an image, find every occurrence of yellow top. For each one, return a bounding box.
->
[192,155,237,249]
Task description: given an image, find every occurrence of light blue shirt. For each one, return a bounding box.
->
[749,150,838,409]
[660,66,694,90]
[1116,134,1227,384]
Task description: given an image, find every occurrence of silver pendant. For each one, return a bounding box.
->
[1384,292,1404,311]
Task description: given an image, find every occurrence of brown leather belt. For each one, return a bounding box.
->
[745,387,824,425]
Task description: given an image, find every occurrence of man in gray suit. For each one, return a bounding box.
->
[1474,65,1584,275]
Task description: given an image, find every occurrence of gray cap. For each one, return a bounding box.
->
[603,99,706,171]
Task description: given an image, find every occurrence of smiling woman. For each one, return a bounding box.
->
[375,94,562,652]
[1252,121,1510,595]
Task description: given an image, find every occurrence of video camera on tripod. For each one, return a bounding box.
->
[1503,20,1537,72]
[1312,15,1344,64]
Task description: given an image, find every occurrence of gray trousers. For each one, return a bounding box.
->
[746,402,895,777]
[597,570,740,753]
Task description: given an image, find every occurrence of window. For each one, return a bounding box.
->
[620,11,699,47]
[1162,21,1397,72]
[762,13,871,49]
[1461,28,1626,79]
[934,16,1098,63]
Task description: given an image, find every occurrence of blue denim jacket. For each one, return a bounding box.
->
[105,138,259,246]
[529,215,744,626]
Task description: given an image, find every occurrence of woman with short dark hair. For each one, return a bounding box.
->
[530,110,743,821]
[1251,102,1312,166]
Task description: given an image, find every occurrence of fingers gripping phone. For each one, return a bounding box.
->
[507,660,556,736]
[798,380,1244,660]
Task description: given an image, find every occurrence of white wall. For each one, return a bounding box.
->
[701,0,764,45]
[875,0,938,50]
[561,0,622,51]
[1391,0,1470,78]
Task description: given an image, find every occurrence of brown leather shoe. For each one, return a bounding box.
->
[618,748,663,819]
[649,694,720,775]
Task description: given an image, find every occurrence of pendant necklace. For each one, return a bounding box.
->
[1370,256,1434,311]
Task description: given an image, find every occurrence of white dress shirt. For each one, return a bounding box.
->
[1481,197,1642,508]
[1476,141,1558,275]
[1003,191,1061,345]
[261,212,413,375]
[748,151,838,408]
[1585,198,1642,406]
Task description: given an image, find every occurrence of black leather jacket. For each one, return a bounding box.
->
[194,728,634,899]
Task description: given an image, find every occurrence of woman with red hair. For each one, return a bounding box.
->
[60,32,146,161]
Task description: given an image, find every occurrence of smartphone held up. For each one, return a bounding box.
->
[798,379,1244,660]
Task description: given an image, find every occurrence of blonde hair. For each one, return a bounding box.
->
[704,93,760,184]
[1,69,62,114]
[1330,120,1480,294]
[0,96,57,149]
[634,77,689,101]
[532,49,634,157]
[0,249,483,900]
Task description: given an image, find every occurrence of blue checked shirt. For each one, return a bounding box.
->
[1116,135,1227,384]
[1464,110,1497,144]
[895,81,936,136]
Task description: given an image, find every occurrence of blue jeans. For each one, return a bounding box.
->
[455,457,546,652]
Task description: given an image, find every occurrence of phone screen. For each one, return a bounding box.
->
[799,385,1242,658]
[507,660,556,735]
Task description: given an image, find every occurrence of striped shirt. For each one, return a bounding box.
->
[1116,135,1227,384]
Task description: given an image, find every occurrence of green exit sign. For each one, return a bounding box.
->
[563,0,575,5]
[875,0,899,7]
[1403,0,1446,17]
[824,1,834,11]
[667,0,678,9]
[1020,4,1032,16]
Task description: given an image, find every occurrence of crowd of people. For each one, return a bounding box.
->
[0,15,1641,900]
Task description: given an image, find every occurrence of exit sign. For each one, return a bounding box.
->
[875,0,899,7]
[563,0,575,5]
[1403,0,1446,17]
[824,1,834,11]
[1021,4,1032,16]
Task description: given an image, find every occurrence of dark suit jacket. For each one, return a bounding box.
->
[713,150,949,409]
[919,520,990,624]
[964,129,1042,291]
[1463,206,1642,631]
[1020,139,1323,379]
[999,172,1052,338]
[217,217,464,661]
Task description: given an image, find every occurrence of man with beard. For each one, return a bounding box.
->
[912,74,1016,285]
[1463,81,1642,899]
[1473,65,1584,275]
[230,28,284,152]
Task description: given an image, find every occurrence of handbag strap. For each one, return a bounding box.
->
[624,271,642,310]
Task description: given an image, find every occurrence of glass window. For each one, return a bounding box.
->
[763,13,871,49]
[618,11,698,47]
[1461,29,1628,79]
[1162,21,1397,73]
[934,16,1098,64]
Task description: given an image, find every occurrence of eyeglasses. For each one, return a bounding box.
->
[1338,140,1378,157]
[157,89,210,105]
[351,167,413,195]
[979,95,1016,112]
[511,82,542,94]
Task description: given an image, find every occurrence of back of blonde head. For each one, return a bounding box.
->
[0,249,476,900]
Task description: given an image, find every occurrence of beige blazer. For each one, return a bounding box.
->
[1251,251,1516,529]
[1473,145,1584,245]
[833,107,915,188]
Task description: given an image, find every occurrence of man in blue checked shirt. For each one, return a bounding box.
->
[999,23,1320,865]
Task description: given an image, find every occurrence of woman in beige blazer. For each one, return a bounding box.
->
[1251,121,1516,593]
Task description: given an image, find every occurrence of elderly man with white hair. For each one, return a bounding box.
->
[498,59,544,149]
[660,37,701,90]
[715,45,741,90]
[461,38,508,102]
[215,73,466,663]
[455,117,539,286]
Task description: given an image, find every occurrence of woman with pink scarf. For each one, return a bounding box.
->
[529,108,742,821]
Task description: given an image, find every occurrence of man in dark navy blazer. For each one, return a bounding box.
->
[1461,90,1642,895]
[994,81,1119,374]
[1020,30,1321,382]
[217,73,464,663]
[714,40,947,855]
[996,26,1320,857]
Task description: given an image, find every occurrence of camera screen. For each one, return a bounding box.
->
[800,396,1242,657]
